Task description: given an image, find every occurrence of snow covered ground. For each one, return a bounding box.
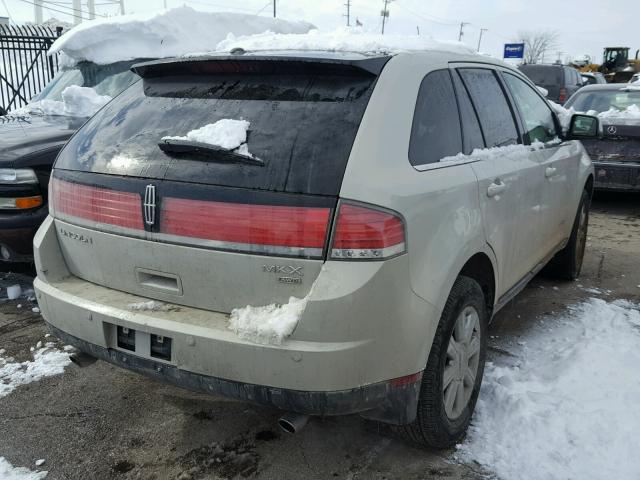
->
[0,342,72,398]
[48,6,313,64]
[0,457,47,479]
[460,298,640,480]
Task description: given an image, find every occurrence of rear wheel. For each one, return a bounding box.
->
[545,189,590,280]
[398,276,487,449]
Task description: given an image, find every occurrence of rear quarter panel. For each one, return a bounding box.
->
[340,53,497,322]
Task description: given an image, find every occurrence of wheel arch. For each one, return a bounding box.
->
[458,252,496,318]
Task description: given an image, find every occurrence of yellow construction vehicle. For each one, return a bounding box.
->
[598,47,640,82]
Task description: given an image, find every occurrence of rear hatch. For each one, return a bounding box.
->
[50,54,388,312]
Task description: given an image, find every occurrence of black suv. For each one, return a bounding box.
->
[518,64,584,104]
[0,60,141,262]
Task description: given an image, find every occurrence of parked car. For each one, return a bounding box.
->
[565,84,640,191]
[0,60,141,262]
[581,72,607,85]
[33,51,597,448]
[518,63,584,104]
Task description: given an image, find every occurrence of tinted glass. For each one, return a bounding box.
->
[451,71,485,153]
[504,73,558,143]
[518,65,562,86]
[581,75,597,85]
[54,67,377,196]
[459,69,519,147]
[409,69,463,166]
[34,60,139,101]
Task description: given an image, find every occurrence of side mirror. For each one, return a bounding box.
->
[567,114,599,139]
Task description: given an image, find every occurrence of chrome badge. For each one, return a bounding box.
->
[143,184,156,227]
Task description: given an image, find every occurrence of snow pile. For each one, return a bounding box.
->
[229,296,309,345]
[460,298,640,480]
[162,119,255,157]
[215,27,474,56]
[13,86,111,117]
[0,343,72,398]
[433,141,552,169]
[48,7,313,64]
[591,103,640,124]
[0,458,47,480]
[6,285,22,300]
[549,100,575,131]
[127,300,179,312]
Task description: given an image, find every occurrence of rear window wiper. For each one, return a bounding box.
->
[158,139,264,166]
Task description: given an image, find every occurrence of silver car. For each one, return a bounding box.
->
[33,50,597,448]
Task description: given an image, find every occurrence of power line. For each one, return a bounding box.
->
[394,0,459,27]
[40,0,108,17]
[17,0,95,21]
[1,0,13,21]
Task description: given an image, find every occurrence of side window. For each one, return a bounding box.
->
[451,72,485,154]
[503,73,558,144]
[458,68,519,147]
[409,69,463,166]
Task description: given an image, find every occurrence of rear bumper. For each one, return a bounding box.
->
[0,206,47,261]
[47,322,420,422]
[593,161,640,191]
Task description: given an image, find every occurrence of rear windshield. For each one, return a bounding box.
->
[566,90,640,114]
[54,63,379,196]
[518,65,562,86]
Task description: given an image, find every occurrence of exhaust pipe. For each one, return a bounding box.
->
[69,352,97,368]
[278,412,310,434]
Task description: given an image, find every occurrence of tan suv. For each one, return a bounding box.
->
[34,50,597,448]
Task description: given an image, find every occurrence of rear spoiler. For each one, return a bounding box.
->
[131,55,391,79]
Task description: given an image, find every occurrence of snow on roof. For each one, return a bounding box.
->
[48,6,314,64]
[214,27,476,57]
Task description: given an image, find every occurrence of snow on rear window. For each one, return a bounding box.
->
[162,119,252,154]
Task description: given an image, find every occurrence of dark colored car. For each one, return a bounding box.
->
[581,72,607,85]
[565,84,640,191]
[0,60,140,262]
[518,64,584,104]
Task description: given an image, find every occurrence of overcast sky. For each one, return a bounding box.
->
[2,0,638,62]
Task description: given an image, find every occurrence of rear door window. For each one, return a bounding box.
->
[54,60,382,196]
[518,65,562,86]
[451,72,485,153]
[458,68,519,147]
[409,69,463,166]
[503,73,558,143]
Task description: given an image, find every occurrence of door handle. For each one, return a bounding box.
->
[545,166,557,178]
[487,181,506,198]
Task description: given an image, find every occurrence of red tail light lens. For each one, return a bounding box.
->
[50,178,143,230]
[559,88,567,103]
[330,203,406,260]
[159,197,331,258]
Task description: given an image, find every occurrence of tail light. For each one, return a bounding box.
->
[329,202,406,260]
[160,197,331,258]
[49,177,143,230]
[559,87,567,103]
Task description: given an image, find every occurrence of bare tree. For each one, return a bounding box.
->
[516,30,560,64]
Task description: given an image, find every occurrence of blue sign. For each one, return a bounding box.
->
[504,43,525,59]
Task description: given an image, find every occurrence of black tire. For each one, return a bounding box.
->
[545,189,590,280]
[397,275,488,449]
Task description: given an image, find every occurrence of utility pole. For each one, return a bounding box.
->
[72,0,81,25]
[273,0,276,18]
[344,0,351,26]
[381,0,392,35]
[34,0,43,24]
[88,0,95,19]
[458,21,469,42]
[119,0,125,15]
[477,28,487,52]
